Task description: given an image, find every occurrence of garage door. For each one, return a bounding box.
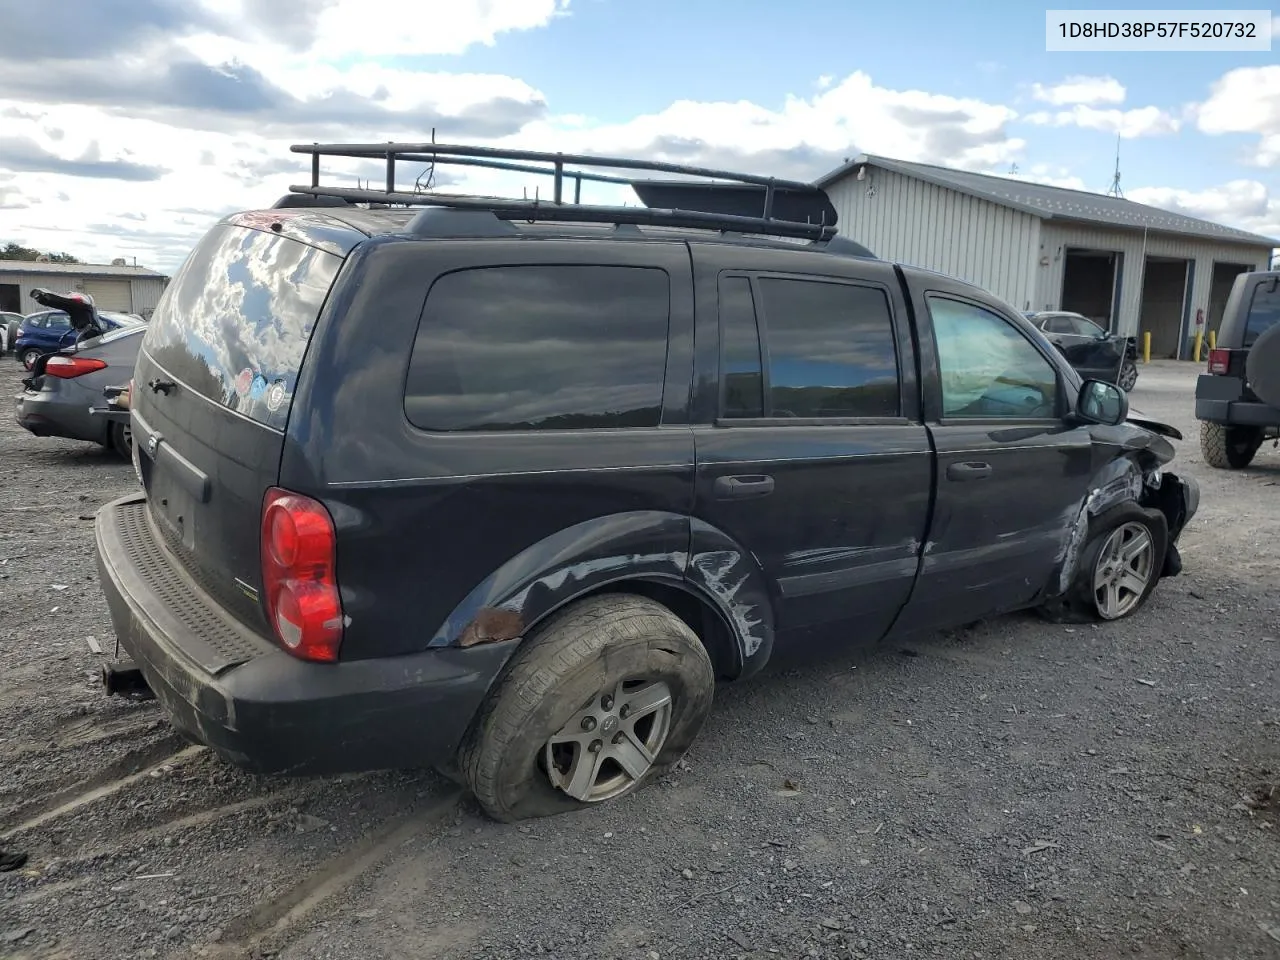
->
[81,279,133,312]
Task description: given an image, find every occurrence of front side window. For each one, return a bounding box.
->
[928,296,1060,419]
[754,276,900,419]
[405,265,671,432]
[1244,280,1280,347]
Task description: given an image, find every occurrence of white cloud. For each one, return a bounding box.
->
[0,67,1029,271]
[195,0,571,57]
[1127,180,1280,243]
[1024,104,1180,138]
[1193,66,1280,166]
[1031,76,1126,106]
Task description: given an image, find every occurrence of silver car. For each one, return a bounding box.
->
[14,324,144,458]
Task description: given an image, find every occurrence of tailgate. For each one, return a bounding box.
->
[130,222,343,632]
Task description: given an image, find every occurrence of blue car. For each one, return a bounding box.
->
[15,310,144,370]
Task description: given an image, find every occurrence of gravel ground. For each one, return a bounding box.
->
[2,358,1278,960]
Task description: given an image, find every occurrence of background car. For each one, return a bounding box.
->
[14,323,144,458]
[1,310,23,355]
[14,309,144,370]
[1025,310,1139,391]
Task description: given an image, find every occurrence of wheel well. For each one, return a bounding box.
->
[575,579,740,681]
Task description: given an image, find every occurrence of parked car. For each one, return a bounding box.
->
[93,143,1200,823]
[14,323,144,458]
[14,309,143,370]
[1025,310,1139,391]
[0,311,22,356]
[1195,270,1280,468]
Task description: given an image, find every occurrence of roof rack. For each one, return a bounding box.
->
[287,141,841,243]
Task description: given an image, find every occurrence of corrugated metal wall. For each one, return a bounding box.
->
[0,273,168,318]
[1034,222,1270,348]
[128,278,168,317]
[826,168,1042,312]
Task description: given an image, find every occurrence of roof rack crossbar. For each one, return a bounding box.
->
[292,142,814,191]
[290,141,838,242]
[286,184,837,241]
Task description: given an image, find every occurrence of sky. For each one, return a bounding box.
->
[0,0,1277,274]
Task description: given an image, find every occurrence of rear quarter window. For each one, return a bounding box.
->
[1244,281,1280,347]
[142,222,341,430]
[404,264,671,432]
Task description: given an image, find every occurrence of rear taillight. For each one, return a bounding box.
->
[44,356,107,378]
[260,488,343,663]
[1208,348,1230,375]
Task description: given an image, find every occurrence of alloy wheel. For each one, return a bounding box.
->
[543,678,673,803]
[1092,521,1155,619]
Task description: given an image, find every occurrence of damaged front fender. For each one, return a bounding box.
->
[1050,455,1200,597]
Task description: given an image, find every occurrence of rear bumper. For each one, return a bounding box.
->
[14,388,106,443]
[94,493,517,776]
[1194,374,1280,426]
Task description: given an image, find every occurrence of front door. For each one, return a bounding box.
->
[690,249,933,644]
[894,291,1097,635]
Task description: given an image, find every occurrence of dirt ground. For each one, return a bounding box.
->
[2,358,1279,960]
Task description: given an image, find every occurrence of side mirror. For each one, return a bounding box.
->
[1076,379,1128,426]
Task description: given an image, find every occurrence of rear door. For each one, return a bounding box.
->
[893,276,1096,634]
[690,244,932,643]
[130,219,344,631]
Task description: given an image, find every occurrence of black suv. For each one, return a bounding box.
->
[1196,270,1280,469]
[94,143,1199,822]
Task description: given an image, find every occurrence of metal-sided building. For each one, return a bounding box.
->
[0,260,170,319]
[818,155,1279,359]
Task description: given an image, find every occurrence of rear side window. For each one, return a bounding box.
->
[143,223,341,430]
[1244,280,1280,346]
[719,275,899,419]
[405,265,670,432]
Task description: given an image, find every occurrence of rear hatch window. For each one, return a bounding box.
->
[131,221,343,636]
[1244,280,1280,347]
[143,222,341,431]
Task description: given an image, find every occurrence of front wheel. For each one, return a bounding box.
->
[459,593,715,822]
[1200,421,1261,470]
[20,347,42,370]
[1117,360,1138,392]
[1039,502,1168,624]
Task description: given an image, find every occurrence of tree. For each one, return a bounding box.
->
[0,242,80,263]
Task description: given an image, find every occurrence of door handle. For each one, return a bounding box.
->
[713,475,775,500]
[946,461,992,481]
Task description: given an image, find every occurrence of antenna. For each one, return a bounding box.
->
[1106,134,1124,198]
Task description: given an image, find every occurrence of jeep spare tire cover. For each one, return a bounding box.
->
[1246,321,1280,408]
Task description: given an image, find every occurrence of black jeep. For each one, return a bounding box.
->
[1195,270,1280,469]
[94,143,1200,822]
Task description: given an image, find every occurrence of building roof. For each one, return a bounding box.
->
[818,154,1280,249]
[0,260,168,279]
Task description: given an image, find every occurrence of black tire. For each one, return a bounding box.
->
[1200,421,1261,470]
[459,593,715,822]
[20,347,42,370]
[1117,360,1138,392]
[108,420,132,460]
[1039,501,1168,624]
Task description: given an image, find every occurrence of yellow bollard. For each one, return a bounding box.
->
[1209,329,1216,350]
[1142,331,1151,363]
[1194,331,1203,363]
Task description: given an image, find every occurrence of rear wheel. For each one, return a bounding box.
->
[1200,421,1261,469]
[459,593,715,822]
[20,347,42,370]
[1117,360,1138,392]
[108,420,132,460]
[1039,502,1168,624]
